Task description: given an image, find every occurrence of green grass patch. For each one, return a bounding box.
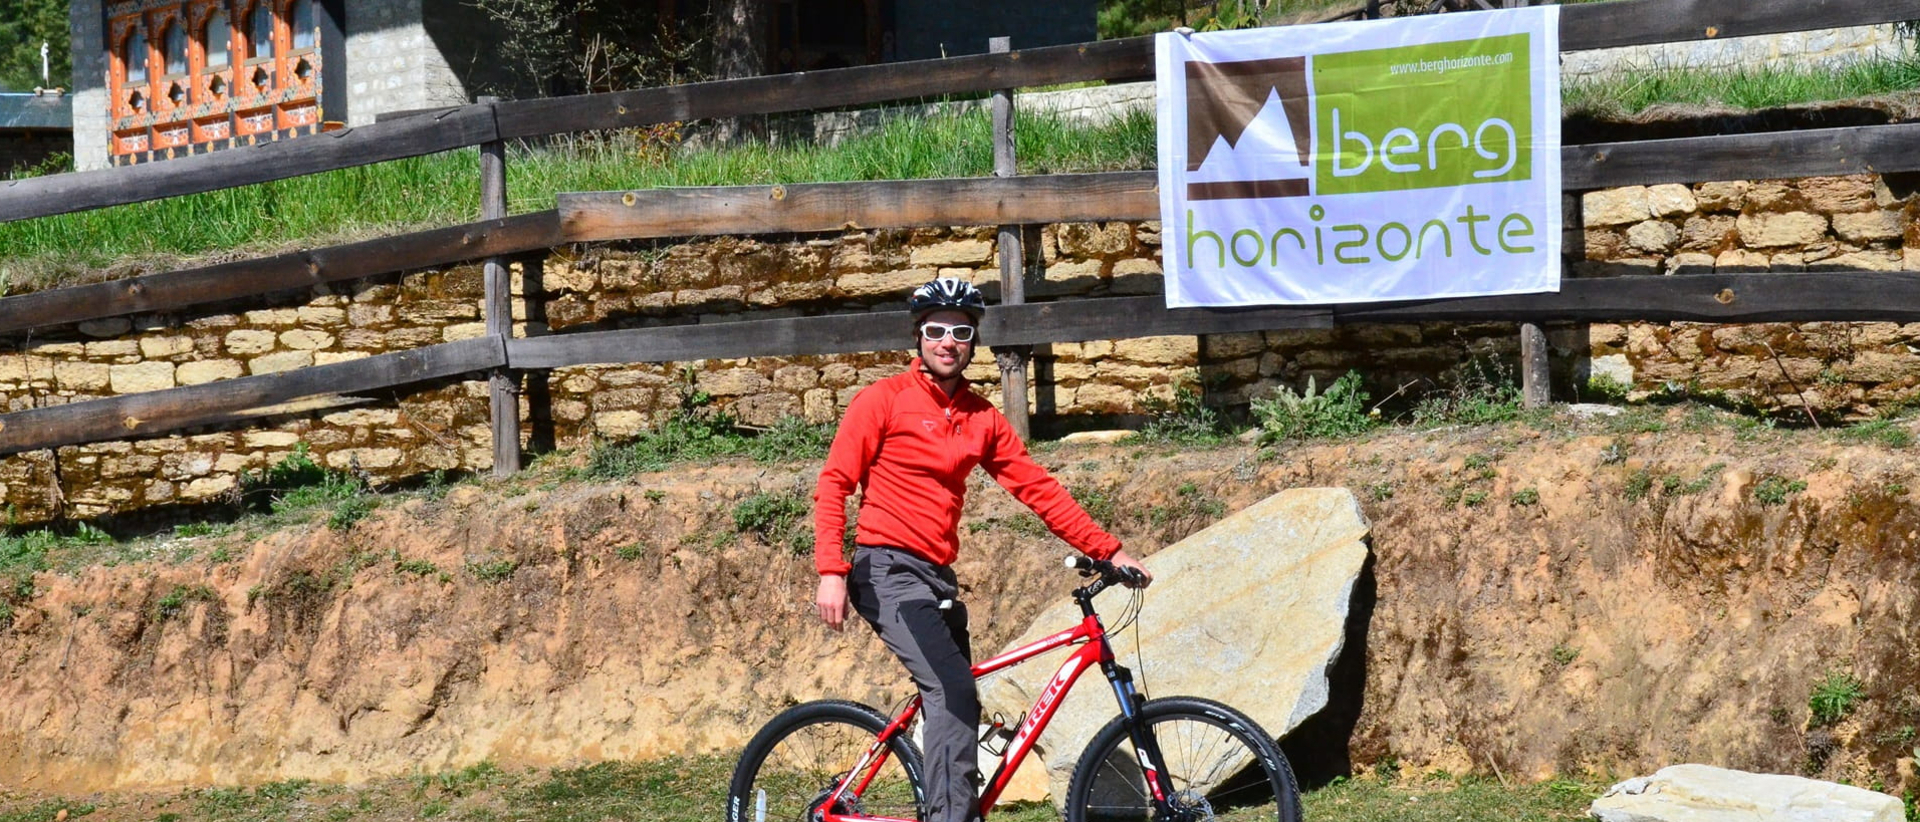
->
[585,411,834,480]
[1567,55,1920,119]
[1835,417,1914,449]
[0,754,1609,822]
[0,109,1155,290]
[1302,774,1598,821]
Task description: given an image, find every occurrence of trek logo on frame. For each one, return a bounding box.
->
[1154,6,1562,307]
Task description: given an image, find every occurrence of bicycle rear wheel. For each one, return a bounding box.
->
[1064,696,1301,822]
[728,700,926,822]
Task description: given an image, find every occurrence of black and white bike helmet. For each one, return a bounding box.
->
[907,277,987,324]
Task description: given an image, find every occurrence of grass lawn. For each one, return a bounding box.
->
[0,756,1602,822]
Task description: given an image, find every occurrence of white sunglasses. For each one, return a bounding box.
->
[919,322,977,343]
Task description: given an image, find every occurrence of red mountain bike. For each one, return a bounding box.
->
[727,557,1303,822]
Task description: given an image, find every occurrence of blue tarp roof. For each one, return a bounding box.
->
[0,93,72,130]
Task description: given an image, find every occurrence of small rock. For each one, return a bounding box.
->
[1563,403,1624,419]
[1058,430,1133,444]
[1591,764,1903,822]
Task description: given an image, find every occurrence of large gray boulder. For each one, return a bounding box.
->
[977,487,1370,801]
[1590,764,1906,822]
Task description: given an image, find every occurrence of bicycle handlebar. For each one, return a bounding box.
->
[1064,555,1148,589]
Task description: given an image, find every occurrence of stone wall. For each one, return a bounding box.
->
[6,170,1920,526]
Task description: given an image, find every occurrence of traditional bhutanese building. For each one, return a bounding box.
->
[66,0,1094,171]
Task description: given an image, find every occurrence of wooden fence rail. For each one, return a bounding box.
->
[0,212,564,336]
[0,336,504,457]
[5,0,1919,224]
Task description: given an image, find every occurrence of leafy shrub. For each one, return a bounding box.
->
[1412,358,1523,426]
[1809,670,1866,725]
[1512,488,1540,506]
[1251,371,1375,442]
[1135,373,1231,446]
[327,495,377,530]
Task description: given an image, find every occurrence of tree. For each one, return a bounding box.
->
[0,0,72,92]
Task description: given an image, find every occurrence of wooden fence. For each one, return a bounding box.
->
[2,0,1920,467]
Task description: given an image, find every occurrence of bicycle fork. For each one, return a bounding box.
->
[1104,663,1183,821]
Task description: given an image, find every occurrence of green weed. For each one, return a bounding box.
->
[393,557,443,578]
[1754,476,1808,507]
[1411,358,1523,427]
[1511,488,1539,506]
[328,495,377,530]
[1550,644,1579,666]
[1624,469,1654,501]
[467,558,520,584]
[732,489,813,555]
[1135,373,1232,446]
[1584,373,1631,402]
[1251,371,1376,442]
[1836,418,1914,449]
[153,584,216,620]
[616,543,647,561]
[1810,670,1866,726]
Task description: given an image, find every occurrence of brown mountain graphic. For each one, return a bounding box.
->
[1185,56,1313,200]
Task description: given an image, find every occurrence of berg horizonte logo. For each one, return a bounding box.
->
[1163,11,1560,306]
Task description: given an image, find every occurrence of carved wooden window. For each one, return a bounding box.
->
[125,27,149,85]
[291,0,315,50]
[162,19,189,77]
[204,8,230,69]
[247,1,274,61]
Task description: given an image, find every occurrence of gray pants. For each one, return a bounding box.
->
[849,547,980,822]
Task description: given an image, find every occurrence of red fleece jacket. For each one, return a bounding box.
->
[813,360,1121,575]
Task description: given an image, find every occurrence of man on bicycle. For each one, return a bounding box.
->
[813,276,1151,822]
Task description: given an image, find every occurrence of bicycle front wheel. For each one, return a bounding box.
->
[1064,696,1301,822]
[727,700,926,822]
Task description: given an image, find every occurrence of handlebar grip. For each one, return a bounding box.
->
[1065,555,1095,571]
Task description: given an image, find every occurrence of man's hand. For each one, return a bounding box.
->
[816,574,849,631]
[1109,549,1152,588]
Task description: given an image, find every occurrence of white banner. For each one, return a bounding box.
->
[1155,7,1561,307]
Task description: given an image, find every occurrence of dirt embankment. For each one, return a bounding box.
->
[2,411,1917,796]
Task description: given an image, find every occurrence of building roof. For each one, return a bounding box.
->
[0,92,73,130]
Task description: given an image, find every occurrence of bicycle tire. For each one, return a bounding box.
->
[727,699,927,822]
[1063,696,1302,822]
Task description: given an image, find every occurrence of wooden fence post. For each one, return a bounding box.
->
[479,96,521,476]
[990,36,1034,439]
[1520,323,1550,408]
